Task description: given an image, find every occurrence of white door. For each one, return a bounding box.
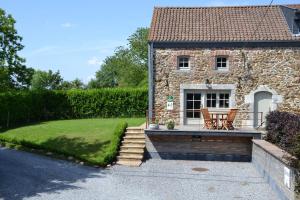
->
[254,91,272,127]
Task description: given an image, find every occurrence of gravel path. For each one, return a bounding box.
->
[0,147,279,200]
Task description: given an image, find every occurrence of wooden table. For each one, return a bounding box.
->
[211,113,228,130]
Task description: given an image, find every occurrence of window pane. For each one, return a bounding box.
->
[187,93,193,100]
[216,57,221,63]
[187,101,193,109]
[212,100,216,107]
[194,101,201,109]
[194,93,201,100]
[186,111,193,118]
[179,63,184,68]
[194,111,200,118]
[225,100,229,108]
[220,100,224,107]
[212,93,216,99]
[184,62,189,68]
[221,58,227,62]
[225,94,229,99]
[220,93,224,99]
[207,100,211,107]
[221,62,227,68]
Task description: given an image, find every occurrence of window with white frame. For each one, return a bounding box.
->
[186,92,201,118]
[215,57,228,70]
[178,56,190,69]
[206,92,230,108]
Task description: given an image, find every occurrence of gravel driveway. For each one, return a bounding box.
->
[0,147,279,200]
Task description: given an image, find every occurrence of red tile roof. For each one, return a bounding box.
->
[149,5,300,42]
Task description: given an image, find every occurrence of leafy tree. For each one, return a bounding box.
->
[0,8,34,90]
[60,78,85,90]
[90,27,149,88]
[128,27,149,66]
[31,70,63,90]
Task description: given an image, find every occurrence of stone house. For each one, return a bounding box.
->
[147,4,300,128]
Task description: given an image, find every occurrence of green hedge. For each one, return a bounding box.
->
[103,121,128,164]
[0,88,147,128]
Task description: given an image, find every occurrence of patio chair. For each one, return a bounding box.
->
[221,109,239,130]
[201,108,216,129]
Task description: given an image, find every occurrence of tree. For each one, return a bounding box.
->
[128,27,149,66]
[60,78,85,90]
[89,27,149,88]
[0,8,34,90]
[31,70,63,90]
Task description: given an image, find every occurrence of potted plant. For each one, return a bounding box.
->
[149,118,159,130]
[166,119,175,130]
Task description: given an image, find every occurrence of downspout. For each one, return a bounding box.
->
[148,42,154,122]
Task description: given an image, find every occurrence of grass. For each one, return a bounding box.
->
[0,118,144,166]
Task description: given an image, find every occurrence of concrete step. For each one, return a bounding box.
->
[118,154,143,160]
[122,143,145,148]
[116,160,142,167]
[122,139,145,144]
[124,135,145,139]
[126,130,144,134]
[126,131,144,135]
[120,148,144,154]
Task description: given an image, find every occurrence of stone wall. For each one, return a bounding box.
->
[153,47,300,125]
[252,140,298,200]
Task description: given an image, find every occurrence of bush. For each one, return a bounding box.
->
[266,111,300,152]
[266,111,300,193]
[0,88,147,128]
[103,121,128,164]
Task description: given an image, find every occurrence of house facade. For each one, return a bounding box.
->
[148,5,300,128]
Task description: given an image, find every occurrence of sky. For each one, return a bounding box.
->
[0,0,299,83]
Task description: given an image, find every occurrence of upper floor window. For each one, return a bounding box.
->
[178,56,190,69]
[215,57,228,70]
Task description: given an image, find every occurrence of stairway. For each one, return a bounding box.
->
[116,126,145,167]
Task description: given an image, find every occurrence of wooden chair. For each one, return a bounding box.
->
[201,108,216,129]
[221,109,239,130]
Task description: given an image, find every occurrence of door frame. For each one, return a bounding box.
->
[245,85,283,128]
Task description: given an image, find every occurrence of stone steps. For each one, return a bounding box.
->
[116,125,145,167]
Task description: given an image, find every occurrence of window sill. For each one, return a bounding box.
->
[175,68,191,73]
[213,69,229,73]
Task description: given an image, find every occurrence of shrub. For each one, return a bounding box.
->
[266,111,300,151]
[0,88,147,128]
[266,111,300,193]
[103,121,128,164]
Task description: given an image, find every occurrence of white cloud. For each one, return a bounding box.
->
[87,57,103,66]
[61,22,76,28]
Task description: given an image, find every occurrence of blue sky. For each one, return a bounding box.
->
[0,0,298,83]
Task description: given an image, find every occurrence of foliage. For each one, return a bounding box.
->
[166,119,175,130]
[0,8,34,90]
[89,27,149,88]
[265,111,300,193]
[103,121,128,164]
[60,78,85,90]
[0,118,143,166]
[0,88,147,128]
[31,70,63,90]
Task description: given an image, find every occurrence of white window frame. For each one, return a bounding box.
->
[178,56,190,70]
[215,56,229,71]
[185,92,202,119]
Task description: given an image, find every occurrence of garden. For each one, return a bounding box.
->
[0,88,147,166]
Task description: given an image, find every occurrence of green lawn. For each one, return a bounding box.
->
[0,118,144,166]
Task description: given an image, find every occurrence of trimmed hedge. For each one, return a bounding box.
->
[0,88,147,128]
[103,121,128,164]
